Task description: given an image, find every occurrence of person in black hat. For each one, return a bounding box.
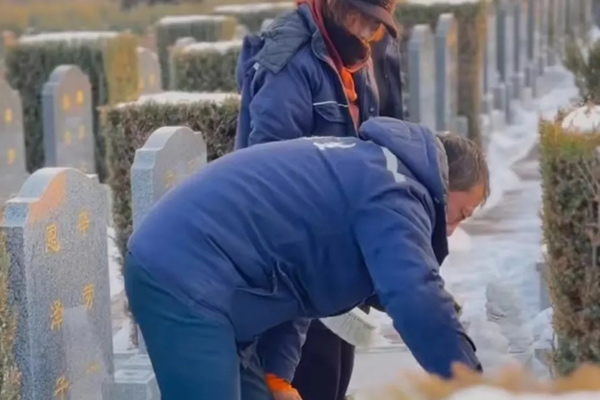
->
[233,0,401,399]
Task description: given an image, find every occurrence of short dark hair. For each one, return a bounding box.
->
[438,133,490,200]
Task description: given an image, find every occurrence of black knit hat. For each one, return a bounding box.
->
[347,0,398,38]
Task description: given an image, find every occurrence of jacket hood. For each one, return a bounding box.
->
[255,3,328,74]
[359,117,446,204]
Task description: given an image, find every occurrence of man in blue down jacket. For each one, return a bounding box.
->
[125,118,486,400]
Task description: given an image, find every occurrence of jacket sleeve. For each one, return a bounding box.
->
[257,317,311,382]
[353,187,482,378]
[248,64,313,145]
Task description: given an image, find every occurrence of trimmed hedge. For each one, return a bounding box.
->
[395,0,486,145]
[540,104,600,375]
[156,15,238,89]
[102,92,240,258]
[0,235,21,400]
[0,0,209,35]
[172,40,242,92]
[212,2,294,32]
[4,32,140,181]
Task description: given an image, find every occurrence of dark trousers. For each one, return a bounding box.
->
[292,320,355,400]
[124,252,272,400]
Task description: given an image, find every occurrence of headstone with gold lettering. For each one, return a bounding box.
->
[0,167,112,400]
[42,65,95,174]
[130,126,207,353]
[0,79,28,204]
[137,47,162,95]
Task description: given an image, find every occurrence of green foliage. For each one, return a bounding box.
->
[156,16,237,88]
[395,0,486,145]
[564,39,600,104]
[539,108,600,375]
[0,235,21,400]
[212,3,294,32]
[172,42,241,92]
[102,95,240,258]
[4,33,140,182]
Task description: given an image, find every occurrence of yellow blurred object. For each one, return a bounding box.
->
[352,363,600,400]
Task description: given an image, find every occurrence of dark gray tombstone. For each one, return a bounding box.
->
[565,0,580,37]
[536,0,549,75]
[497,0,517,123]
[137,47,162,95]
[434,13,459,132]
[42,65,95,174]
[511,0,527,99]
[130,126,207,353]
[483,5,501,115]
[583,0,593,35]
[1,167,112,400]
[0,79,28,204]
[407,24,437,131]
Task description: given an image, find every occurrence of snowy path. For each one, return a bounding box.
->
[350,66,578,392]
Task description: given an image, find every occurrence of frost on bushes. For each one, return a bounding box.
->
[0,236,21,400]
[563,38,600,103]
[540,105,600,375]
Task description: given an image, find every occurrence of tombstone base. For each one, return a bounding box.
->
[481,93,494,115]
[103,353,160,400]
[537,53,547,77]
[454,115,469,138]
[479,114,492,152]
[493,83,508,117]
[490,109,506,132]
[525,64,539,98]
[521,87,535,111]
[536,260,551,311]
[546,48,558,67]
[511,73,526,101]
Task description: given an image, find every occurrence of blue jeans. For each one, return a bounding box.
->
[124,252,272,400]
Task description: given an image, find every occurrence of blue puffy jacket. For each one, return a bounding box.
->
[234,3,380,149]
[128,117,480,382]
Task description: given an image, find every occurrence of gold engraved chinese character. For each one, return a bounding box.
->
[4,108,12,123]
[78,124,86,140]
[187,159,195,173]
[53,375,69,400]
[85,361,100,375]
[165,170,175,189]
[78,210,90,234]
[62,95,71,111]
[63,131,72,145]
[7,148,16,165]
[82,283,94,310]
[76,90,84,105]
[149,73,156,87]
[46,223,61,253]
[50,300,63,330]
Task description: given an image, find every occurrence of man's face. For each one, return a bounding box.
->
[446,182,486,236]
[342,10,384,43]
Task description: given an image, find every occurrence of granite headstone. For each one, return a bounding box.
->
[42,65,95,174]
[130,126,207,352]
[434,13,459,132]
[137,47,162,95]
[1,167,113,400]
[497,0,517,122]
[0,79,28,204]
[407,24,437,131]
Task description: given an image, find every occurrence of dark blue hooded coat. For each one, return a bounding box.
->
[233,3,380,149]
[128,118,480,383]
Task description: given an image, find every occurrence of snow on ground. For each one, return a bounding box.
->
[157,15,230,25]
[19,31,117,43]
[352,65,579,392]
[214,2,294,14]
[183,40,242,54]
[119,91,240,107]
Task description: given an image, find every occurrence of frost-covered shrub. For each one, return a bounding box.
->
[540,104,600,375]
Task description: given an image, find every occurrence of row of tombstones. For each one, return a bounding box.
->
[0,46,162,204]
[406,0,593,145]
[0,125,206,400]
